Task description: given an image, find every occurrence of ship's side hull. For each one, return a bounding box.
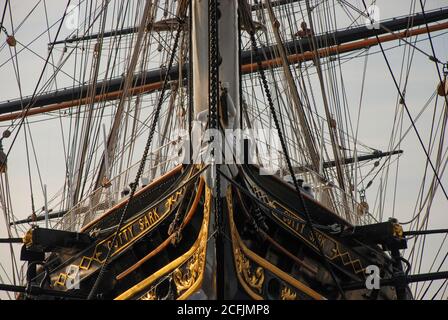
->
[20,164,411,300]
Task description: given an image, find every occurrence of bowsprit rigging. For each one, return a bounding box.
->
[0,0,447,300]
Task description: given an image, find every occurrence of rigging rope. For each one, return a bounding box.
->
[360,0,448,204]
[0,0,9,33]
[86,4,186,299]
[360,0,448,299]
[240,0,346,299]
[0,0,73,181]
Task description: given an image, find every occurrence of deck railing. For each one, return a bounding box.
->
[54,142,179,232]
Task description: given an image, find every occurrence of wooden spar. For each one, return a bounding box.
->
[0,21,447,122]
[2,8,447,115]
[242,21,448,72]
[92,0,157,193]
[0,81,163,122]
[49,0,293,46]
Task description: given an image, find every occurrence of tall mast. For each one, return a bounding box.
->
[191,0,209,120]
[219,0,240,129]
[191,0,240,159]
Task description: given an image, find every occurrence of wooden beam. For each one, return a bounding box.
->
[0,21,447,122]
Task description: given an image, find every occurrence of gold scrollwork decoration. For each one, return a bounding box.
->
[51,187,186,290]
[227,186,325,300]
[116,184,210,300]
[139,288,157,300]
[234,247,265,294]
[170,191,209,298]
[172,247,205,295]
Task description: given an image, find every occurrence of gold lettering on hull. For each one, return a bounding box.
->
[97,208,162,260]
[226,188,325,300]
[51,187,185,290]
[253,186,365,276]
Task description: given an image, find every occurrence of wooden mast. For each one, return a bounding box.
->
[1,7,446,116]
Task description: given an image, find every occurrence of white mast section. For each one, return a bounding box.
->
[191,0,240,173]
[219,0,240,130]
[192,0,239,123]
[192,0,209,119]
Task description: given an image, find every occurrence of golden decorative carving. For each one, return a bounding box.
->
[172,248,205,295]
[226,187,324,300]
[23,229,33,247]
[281,286,297,300]
[393,223,404,238]
[139,289,157,300]
[171,187,209,298]
[54,273,67,287]
[255,185,365,276]
[116,183,210,300]
[165,190,183,210]
[50,186,186,290]
[234,247,265,294]
[331,247,364,274]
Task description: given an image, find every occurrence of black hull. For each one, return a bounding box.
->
[19,164,412,300]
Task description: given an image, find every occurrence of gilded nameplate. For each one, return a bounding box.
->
[50,187,185,290]
[251,186,365,276]
[94,208,162,261]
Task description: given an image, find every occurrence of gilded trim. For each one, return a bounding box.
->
[115,187,211,300]
[227,188,325,300]
[253,185,365,275]
[234,247,264,294]
[280,286,297,300]
[51,186,186,290]
[81,164,183,232]
[22,229,33,247]
[116,178,205,281]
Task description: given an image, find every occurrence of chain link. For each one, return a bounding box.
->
[240,0,346,298]
[0,24,8,36]
[209,0,222,230]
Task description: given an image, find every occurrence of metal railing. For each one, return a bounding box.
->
[54,143,180,232]
[256,151,377,226]
[288,168,377,226]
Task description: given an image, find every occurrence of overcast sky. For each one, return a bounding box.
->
[0,0,447,299]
